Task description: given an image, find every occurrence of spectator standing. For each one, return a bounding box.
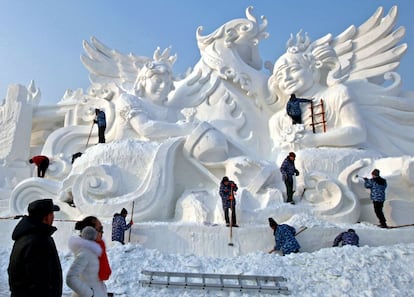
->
[333,229,359,247]
[29,155,50,178]
[364,169,388,228]
[268,217,300,256]
[94,108,106,143]
[66,226,107,297]
[112,208,133,244]
[280,152,300,204]
[8,199,62,297]
[74,216,112,282]
[219,176,239,227]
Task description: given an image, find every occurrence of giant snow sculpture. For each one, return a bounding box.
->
[2,6,414,226]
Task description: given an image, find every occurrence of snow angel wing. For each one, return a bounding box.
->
[330,5,407,85]
[81,36,153,92]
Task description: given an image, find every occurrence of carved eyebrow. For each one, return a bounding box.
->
[275,64,288,74]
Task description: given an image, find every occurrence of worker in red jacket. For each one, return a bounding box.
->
[29,155,50,178]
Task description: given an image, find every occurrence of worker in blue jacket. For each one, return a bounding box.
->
[364,169,388,228]
[286,93,312,124]
[280,152,300,204]
[94,108,106,143]
[268,217,300,256]
[333,229,359,247]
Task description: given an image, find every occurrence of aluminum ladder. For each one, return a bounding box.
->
[139,270,290,295]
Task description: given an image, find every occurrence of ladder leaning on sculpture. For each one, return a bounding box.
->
[309,99,326,133]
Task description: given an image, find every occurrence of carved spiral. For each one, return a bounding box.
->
[10,179,61,216]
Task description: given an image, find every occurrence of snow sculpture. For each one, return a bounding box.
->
[0,82,40,208]
[44,44,203,219]
[268,6,414,155]
[2,6,414,226]
[265,6,414,223]
[170,6,273,158]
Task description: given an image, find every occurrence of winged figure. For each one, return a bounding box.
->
[81,36,177,94]
[268,6,414,157]
[169,6,274,158]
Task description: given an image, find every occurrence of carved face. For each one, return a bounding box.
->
[137,62,174,104]
[272,54,316,96]
[145,71,173,104]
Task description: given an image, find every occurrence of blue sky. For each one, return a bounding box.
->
[0,0,413,105]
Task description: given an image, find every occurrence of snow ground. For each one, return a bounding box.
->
[1,218,414,297]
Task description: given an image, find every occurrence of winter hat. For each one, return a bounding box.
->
[28,199,60,219]
[372,169,380,177]
[268,217,278,228]
[222,176,229,183]
[348,229,355,233]
[121,208,128,215]
[81,226,98,241]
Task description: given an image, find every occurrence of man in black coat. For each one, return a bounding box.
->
[8,199,63,297]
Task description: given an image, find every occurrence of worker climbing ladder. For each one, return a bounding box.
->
[309,99,326,133]
[140,270,290,295]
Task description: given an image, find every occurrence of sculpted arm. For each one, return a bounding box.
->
[301,100,366,147]
[299,85,367,148]
[129,110,193,139]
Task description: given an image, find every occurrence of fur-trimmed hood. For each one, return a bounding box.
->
[68,235,102,257]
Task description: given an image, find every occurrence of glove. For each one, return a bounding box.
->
[295,169,299,176]
[363,177,368,181]
[93,120,97,124]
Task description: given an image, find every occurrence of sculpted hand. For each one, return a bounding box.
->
[298,132,317,148]
[177,120,195,131]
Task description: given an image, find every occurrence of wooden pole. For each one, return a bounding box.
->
[128,201,135,243]
[228,185,235,247]
[85,122,95,149]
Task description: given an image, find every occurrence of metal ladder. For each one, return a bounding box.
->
[139,270,290,295]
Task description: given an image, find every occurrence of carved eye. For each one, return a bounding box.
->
[146,61,154,69]
[276,73,284,80]
[240,24,250,32]
[154,77,163,84]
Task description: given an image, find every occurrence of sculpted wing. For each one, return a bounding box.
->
[332,6,407,84]
[324,6,414,156]
[81,36,152,91]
